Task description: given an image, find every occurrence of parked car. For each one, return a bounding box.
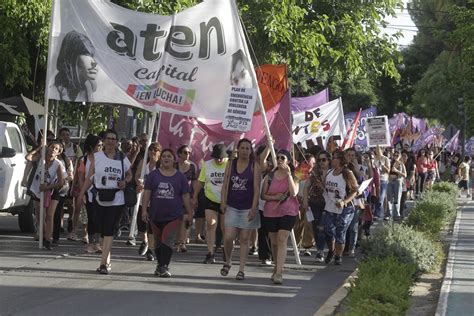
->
[0,121,35,233]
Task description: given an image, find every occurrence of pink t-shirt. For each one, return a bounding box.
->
[263,175,299,218]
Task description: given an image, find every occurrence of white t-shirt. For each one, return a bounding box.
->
[323,169,347,214]
[93,151,131,207]
[30,159,62,198]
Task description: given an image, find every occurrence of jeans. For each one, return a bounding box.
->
[387,178,403,218]
[323,205,355,245]
[375,180,388,218]
[345,207,361,252]
[309,200,326,253]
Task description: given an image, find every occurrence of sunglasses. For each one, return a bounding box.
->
[318,158,328,162]
[277,155,287,160]
[106,137,117,141]
[181,150,191,154]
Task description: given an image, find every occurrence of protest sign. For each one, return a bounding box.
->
[366,116,391,147]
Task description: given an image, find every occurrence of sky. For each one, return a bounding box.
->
[382,1,418,47]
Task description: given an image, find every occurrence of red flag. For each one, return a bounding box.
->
[342,108,362,150]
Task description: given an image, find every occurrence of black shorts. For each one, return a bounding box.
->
[263,215,297,233]
[204,196,223,214]
[194,190,206,219]
[96,204,124,237]
[458,180,469,190]
[30,190,60,202]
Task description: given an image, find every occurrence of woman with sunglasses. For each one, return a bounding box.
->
[386,150,407,221]
[175,145,199,253]
[134,142,162,261]
[219,138,261,280]
[141,149,193,277]
[303,150,331,262]
[322,149,358,265]
[261,149,299,284]
[78,129,133,274]
[28,141,65,249]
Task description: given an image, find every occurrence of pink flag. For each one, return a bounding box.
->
[342,108,361,150]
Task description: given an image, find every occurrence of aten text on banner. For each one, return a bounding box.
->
[292,98,346,146]
[46,0,258,120]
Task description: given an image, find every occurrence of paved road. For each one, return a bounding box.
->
[0,214,357,316]
[437,199,474,316]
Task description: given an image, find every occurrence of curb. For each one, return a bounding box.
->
[435,200,466,316]
[313,269,357,316]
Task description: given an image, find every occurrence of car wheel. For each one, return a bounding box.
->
[18,200,36,233]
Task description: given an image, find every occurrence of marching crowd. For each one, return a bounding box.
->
[22,127,472,284]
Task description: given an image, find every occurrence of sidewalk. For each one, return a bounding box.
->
[437,199,474,316]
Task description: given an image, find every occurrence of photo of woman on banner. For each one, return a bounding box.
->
[230,49,253,88]
[54,30,98,102]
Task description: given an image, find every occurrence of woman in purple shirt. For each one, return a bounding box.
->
[141,149,193,278]
[220,139,261,280]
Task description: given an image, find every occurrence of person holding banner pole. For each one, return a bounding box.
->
[374,146,390,219]
[261,149,299,284]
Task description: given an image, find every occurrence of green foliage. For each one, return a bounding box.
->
[361,223,443,275]
[406,188,457,236]
[431,181,459,195]
[344,257,416,316]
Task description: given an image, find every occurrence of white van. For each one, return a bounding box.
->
[0,121,35,232]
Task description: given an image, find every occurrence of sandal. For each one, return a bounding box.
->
[235,270,245,281]
[220,264,231,276]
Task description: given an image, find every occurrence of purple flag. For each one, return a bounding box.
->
[411,116,428,133]
[291,88,329,113]
[445,130,460,154]
[412,126,444,151]
[344,106,377,149]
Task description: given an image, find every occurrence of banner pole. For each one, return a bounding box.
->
[38,0,56,249]
[129,111,159,240]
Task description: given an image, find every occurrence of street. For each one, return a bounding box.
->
[0,214,356,316]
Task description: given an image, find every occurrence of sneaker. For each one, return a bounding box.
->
[315,252,324,263]
[302,249,312,256]
[262,259,272,266]
[203,253,215,264]
[349,251,356,258]
[249,246,258,256]
[96,264,109,275]
[335,255,342,265]
[155,266,171,278]
[44,240,52,250]
[145,249,155,261]
[138,242,149,256]
[126,238,136,246]
[273,273,283,285]
[384,216,391,221]
[325,251,335,264]
[106,263,112,271]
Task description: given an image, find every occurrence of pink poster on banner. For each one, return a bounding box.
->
[158,64,292,164]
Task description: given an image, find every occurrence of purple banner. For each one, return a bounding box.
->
[291,88,329,113]
[412,126,444,151]
[344,106,377,149]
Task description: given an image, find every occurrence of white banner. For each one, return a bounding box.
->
[366,115,391,147]
[46,0,258,120]
[292,98,346,146]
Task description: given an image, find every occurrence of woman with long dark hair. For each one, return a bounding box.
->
[302,150,331,262]
[322,149,358,265]
[219,139,261,280]
[261,149,299,284]
[54,30,98,102]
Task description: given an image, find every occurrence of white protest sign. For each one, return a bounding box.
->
[366,115,391,147]
[222,87,256,132]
